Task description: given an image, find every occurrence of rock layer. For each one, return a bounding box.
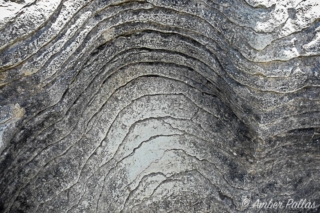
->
[0,0,320,212]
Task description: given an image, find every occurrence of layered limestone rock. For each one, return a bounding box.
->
[0,0,319,212]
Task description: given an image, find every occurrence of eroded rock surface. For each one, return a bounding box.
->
[0,0,319,212]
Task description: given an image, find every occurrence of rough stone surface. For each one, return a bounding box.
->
[0,0,320,212]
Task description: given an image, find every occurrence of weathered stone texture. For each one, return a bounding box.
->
[0,0,319,212]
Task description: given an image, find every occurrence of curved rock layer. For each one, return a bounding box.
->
[0,0,320,212]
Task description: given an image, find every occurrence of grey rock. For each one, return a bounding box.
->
[0,0,319,212]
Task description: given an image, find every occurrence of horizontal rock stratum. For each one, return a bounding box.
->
[0,0,320,212]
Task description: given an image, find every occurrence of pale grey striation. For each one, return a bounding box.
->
[0,0,320,212]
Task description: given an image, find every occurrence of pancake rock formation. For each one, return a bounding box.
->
[0,0,320,212]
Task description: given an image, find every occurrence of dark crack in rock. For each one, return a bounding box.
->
[0,0,320,212]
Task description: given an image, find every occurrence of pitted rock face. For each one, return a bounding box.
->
[0,0,320,212]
